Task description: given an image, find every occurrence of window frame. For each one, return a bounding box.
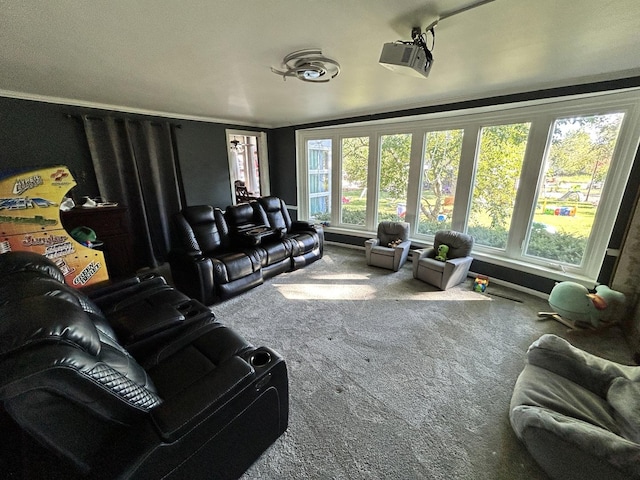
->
[296,90,640,283]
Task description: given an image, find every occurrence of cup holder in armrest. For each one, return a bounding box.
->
[235,226,280,246]
[249,349,272,368]
[175,299,214,322]
[139,271,161,282]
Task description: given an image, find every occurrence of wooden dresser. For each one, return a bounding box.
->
[61,206,135,279]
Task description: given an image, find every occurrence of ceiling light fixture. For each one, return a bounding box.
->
[271,49,341,83]
[230,136,245,153]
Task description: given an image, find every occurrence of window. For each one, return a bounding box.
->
[524,113,625,265]
[298,91,640,282]
[340,136,369,227]
[417,129,463,235]
[308,139,332,222]
[378,133,412,223]
[468,123,530,249]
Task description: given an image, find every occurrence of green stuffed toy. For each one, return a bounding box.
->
[435,244,449,261]
[548,281,626,328]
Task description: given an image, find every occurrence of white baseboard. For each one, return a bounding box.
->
[325,242,549,299]
[469,271,549,300]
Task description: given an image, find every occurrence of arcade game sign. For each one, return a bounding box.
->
[0,165,109,288]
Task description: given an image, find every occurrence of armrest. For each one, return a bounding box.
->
[365,238,379,247]
[234,225,280,246]
[364,238,379,260]
[292,220,319,232]
[150,355,255,441]
[88,275,168,310]
[291,220,325,237]
[413,247,436,260]
[292,221,324,239]
[394,240,411,251]
[392,240,411,270]
[510,405,640,479]
[412,247,434,276]
[84,276,142,298]
[445,256,473,267]
[141,323,250,369]
[168,252,215,305]
[526,334,640,397]
[109,299,212,345]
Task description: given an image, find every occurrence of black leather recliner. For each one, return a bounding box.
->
[255,196,324,270]
[0,251,288,480]
[169,205,263,304]
[225,202,292,280]
[170,197,324,305]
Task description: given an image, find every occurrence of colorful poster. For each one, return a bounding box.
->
[0,165,109,287]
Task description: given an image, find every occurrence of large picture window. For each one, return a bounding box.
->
[524,113,625,265]
[417,129,463,235]
[298,91,640,282]
[468,123,530,249]
[378,133,412,223]
[340,136,369,227]
[307,139,332,223]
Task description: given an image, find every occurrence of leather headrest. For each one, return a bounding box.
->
[225,203,256,223]
[0,273,83,307]
[258,196,282,212]
[0,251,65,283]
[0,296,101,358]
[182,205,216,226]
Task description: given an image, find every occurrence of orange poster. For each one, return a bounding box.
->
[0,165,109,287]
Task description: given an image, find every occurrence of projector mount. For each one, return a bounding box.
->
[409,25,435,75]
[383,0,496,77]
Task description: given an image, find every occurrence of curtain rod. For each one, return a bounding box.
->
[64,113,182,128]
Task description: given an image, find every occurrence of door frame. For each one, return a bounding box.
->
[226,129,270,203]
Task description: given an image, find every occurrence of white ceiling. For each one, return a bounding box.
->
[1,0,639,128]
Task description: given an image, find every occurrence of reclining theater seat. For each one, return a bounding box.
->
[255,196,324,270]
[169,205,263,304]
[0,251,289,480]
[224,202,291,279]
[510,334,640,480]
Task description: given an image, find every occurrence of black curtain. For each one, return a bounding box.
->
[83,116,183,269]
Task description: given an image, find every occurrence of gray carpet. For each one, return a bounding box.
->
[213,244,633,480]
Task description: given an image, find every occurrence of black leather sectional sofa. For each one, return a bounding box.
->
[169,196,324,305]
[0,251,288,479]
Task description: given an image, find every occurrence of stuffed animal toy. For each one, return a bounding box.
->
[547,281,626,328]
[387,238,403,248]
[474,275,489,292]
[435,244,449,261]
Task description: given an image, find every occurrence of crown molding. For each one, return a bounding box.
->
[0,89,269,128]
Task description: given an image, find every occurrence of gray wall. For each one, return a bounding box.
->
[0,96,99,199]
[0,96,260,210]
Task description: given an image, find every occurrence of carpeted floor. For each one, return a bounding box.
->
[213,244,634,480]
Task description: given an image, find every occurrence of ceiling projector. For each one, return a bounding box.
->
[379,42,433,78]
